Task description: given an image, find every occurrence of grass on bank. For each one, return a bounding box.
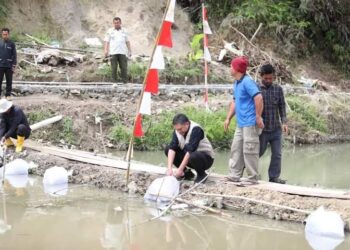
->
[109,107,235,151]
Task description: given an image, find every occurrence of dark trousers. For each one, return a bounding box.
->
[164,146,213,175]
[111,54,128,83]
[259,129,282,179]
[0,67,13,97]
[8,124,31,139]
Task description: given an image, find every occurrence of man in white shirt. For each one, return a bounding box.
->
[104,17,132,83]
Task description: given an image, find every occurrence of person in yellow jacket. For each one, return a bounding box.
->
[0,99,31,152]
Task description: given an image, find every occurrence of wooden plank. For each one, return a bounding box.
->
[209,174,350,200]
[25,140,165,175]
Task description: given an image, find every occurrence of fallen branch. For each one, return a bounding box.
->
[191,192,312,215]
[175,197,232,217]
[250,23,263,43]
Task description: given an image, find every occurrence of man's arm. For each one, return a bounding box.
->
[104,41,109,58]
[278,87,288,133]
[12,42,17,71]
[224,100,236,132]
[166,131,179,175]
[254,94,264,129]
[126,41,131,57]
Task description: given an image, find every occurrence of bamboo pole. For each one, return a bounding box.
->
[202,3,209,111]
[125,0,173,185]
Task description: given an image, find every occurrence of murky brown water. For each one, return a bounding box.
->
[0,176,349,250]
[128,143,350,189]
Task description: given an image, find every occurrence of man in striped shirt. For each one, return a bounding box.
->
[259,64,288,184]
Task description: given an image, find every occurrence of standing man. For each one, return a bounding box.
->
[0,28,17,99]
[0,99,31,152]
[165,114,215,183]
[104,17,132,84]
[224,56,264,185]
[259,64,288,184]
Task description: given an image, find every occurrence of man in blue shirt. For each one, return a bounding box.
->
[224,56,264,184]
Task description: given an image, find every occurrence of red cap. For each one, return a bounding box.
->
[231,56,248,74]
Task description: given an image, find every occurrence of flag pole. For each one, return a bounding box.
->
[202,3,210,111]
[125,0,173,185]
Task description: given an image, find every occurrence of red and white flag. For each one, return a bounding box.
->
[158,21,173,48]
[145,69,159,94]
[165,0,176,23]
[134,113,144,138]
[151,46,165,69]
[140,92,152,115]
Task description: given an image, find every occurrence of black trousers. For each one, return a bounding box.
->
[8,124,31,139]
[164,146,213,175]
[0,67,13,97]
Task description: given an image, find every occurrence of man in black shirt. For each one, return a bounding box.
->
[0,99,31,152]
[259,64,288,184]
[0,28,17,99]
[165,114,215,183]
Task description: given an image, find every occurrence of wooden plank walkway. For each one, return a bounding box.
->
[25,140,350,200]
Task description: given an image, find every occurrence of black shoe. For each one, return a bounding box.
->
[183,169,195,180]
[269,177,286,184]
[194,172,208,184]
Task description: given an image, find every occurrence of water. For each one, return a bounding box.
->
[1,177,349,250]
[128,143,350,189]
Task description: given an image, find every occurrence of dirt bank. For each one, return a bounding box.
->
[23,150,350,232]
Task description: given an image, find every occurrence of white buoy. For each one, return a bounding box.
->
[43,166,69,185]
[305,206,345,250]
[144,176,179,203]
[1,159,29,177]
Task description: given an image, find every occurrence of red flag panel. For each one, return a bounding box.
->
[133,113,144,138]
[145,69,159,94]
[158,21,173,48]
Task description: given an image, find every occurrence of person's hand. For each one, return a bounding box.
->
[282,124,289,134]
[12,65,16,73]
[224,118,231,132]
[104,51,109,58]
[256,116,264,129]
[174,169,184,179]
[1,137,5,145]
[166,168,173,176]
[128,51,132,58]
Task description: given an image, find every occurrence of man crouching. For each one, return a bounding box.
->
[0,99,31,152]
[165,114,214,183]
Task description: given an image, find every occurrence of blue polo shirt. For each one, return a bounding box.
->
[233,75,260,128]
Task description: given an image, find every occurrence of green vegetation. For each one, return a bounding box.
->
[128,61,147,83]
[202,0,350,71]
[188,34,204,62]
[27,110,56,125]
[0,0,9,25]
[286,95,328,133]
[163,59,202,83]
[109,106,235,150]
[58,117,75,145]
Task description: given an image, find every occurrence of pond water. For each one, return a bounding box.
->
[128,143,350,189]
[0,177,349,250]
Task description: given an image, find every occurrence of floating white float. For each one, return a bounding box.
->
[43,166,69,185]
[0,159,29,177]
[144,176,179,203]
[305,206,345,250]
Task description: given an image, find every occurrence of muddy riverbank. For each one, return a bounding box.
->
[23,150,350,232]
